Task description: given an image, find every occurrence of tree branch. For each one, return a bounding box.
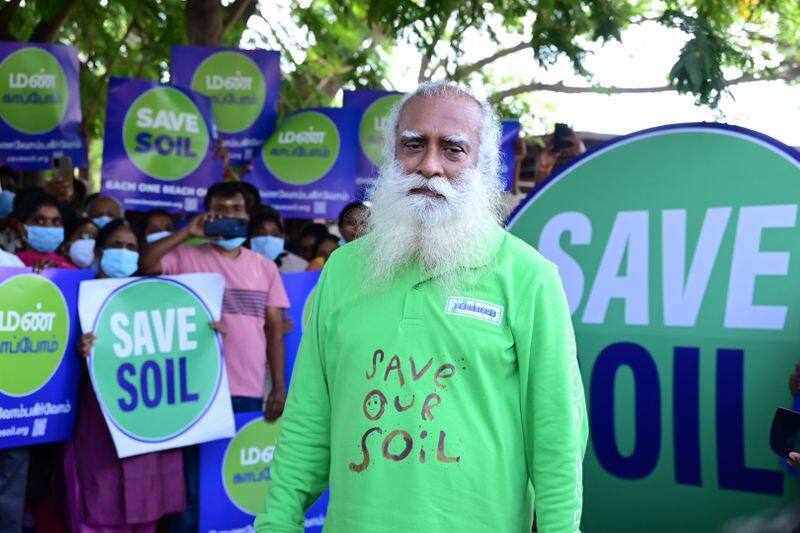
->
[84,19,138,130]
[454,40,531,78]
[29,0,78,43]
[222,0,257,38]
[417,17,447,82]
[489,67,800,102]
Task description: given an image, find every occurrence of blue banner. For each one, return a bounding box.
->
[199,271,326,531]
[500,120,521,192]
[247,108,359,220]
[100,77,224,214]
[171,46,281,166]
[342,89,403,199]
[0,42,86,169]
[0,267,94,449]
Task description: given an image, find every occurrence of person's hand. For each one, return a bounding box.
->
[790,363,800,396]
[77,333,96,358]
[214,139,231,168]
[31,258,57,273]
[281,316,294,336]
[186,213,212,239]
[264,385,286,421]
[789,452,800,471]
[209,321,227,336]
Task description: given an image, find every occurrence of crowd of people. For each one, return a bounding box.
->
[0,167,370,531]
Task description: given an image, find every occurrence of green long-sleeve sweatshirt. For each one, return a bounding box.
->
[255,227,588,533]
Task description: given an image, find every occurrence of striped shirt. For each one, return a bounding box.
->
[161,243,290,398]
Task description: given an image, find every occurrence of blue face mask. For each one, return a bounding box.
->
[69,238,96,269]
[145,230,172,244]
[213,237,246,251]
[24,225,64,253]
[92,216,113,229]
[0,190,14,218]
[100,248,139,278]
[251,235,284,260]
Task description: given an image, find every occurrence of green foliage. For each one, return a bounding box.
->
[661,10,749,106]
[3,0,799,155]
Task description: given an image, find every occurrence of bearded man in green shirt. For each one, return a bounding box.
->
[256,81,588,533]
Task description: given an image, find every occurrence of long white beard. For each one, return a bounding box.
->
[363,159,504,288]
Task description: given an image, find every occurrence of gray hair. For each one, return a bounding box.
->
[86,194,125,218]
[380,81,503,186]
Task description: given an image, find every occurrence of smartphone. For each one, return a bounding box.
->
[553,123,574,151]
[52,155,74,181]
[204,217,248,239]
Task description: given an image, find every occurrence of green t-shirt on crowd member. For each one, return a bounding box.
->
[256,225,588,533]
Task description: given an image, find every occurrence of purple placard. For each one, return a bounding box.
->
[0,42,87,169]
[0,267,95,449]
[171,46,281,165]
[247,107,359,220]
[500,120,521,192]
[100,77,224,214]
[343,89,402,199]
[199,411,328,532]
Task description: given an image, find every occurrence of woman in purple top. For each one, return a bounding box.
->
[64,220,187,532]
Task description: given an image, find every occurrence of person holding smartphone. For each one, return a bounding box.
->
[138,181,290,532]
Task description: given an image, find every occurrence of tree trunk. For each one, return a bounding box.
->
[186,0,224,46]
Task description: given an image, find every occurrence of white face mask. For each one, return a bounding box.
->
[146,230,172,244]
[69,238,96,269]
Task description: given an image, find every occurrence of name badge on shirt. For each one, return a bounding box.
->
[445,297,504,326]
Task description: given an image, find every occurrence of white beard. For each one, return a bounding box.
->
[363,159,504,289]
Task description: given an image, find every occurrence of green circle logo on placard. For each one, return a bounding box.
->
[0,47,68,134]
[190,51,265,133]
[262,111,339,185]
[123,86,209,181]
[222,417,281,514]
[0,275,69,396]
[359,94,402,166]
[507,125,800,532]
[91,279,221,441]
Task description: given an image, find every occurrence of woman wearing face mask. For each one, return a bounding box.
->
[248,207,308,273]
[140,209,175,245]
[61,217,100,269]
[64,220,187,532]
[13,187,75,269]
[85,194,124,229]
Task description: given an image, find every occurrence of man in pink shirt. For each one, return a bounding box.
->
[139,182,289,532]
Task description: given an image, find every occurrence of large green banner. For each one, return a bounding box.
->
[507,124,800,531]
